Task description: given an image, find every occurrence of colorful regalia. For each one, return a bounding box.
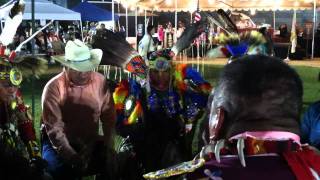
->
[0,0,47,165]
[107,11,207,179]
[113,49,212,176]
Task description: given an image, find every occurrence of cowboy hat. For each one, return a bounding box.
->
[52,39,102,72]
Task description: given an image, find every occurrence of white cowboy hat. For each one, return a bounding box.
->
[52,39,102,72]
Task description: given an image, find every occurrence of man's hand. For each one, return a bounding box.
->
[69,154,88,174]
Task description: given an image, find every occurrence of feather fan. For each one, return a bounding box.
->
[91,30,147,78]
[217,9,238,34]
[171,12,205,55]
[13,55,48,78]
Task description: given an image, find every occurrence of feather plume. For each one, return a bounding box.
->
[217,9,238,34]
[113,80,129,110]
[0,3,14,19]
[92,30,147,78]
[209,31,266,57]
[126,100,142,125]
[241,31,266,50]
[0,0,25,46]
[207,46,227,58]
[12,55,48,78]
[205,12,232,35]
[171,16,205,55]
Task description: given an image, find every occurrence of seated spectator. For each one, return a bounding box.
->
[301,101,320,150]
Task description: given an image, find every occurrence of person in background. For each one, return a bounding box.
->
[96,23,108,37]
[41,39,116,180]
[258,27,274,56]
[157,24,164,49]
[138,25,156,61]
[176,21,186,39]
[301,101,320,151]
[164,22,174,48]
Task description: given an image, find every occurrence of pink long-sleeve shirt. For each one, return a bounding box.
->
[41,71,116,160]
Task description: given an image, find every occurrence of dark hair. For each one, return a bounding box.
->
[147,25,154,35]
[213,55,303,137]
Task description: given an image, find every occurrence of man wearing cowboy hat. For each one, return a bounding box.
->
[41,39,116,179]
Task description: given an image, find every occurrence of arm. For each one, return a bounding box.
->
[301,104,315,144]
[42,83,77,160]
[100,82,116,148]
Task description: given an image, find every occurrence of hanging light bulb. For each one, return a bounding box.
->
[166,0,173,6]
[139,7,144,13]
[273,0,282,10]
[208,0,215,5]
[123,2,128,9]
[294,1,300,7]
[250,9,256,15]
[130,5,136,11]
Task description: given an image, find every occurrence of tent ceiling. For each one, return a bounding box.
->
[117,0,319,11]
[23,0,81,20]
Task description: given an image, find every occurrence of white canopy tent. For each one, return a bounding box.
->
[23,0,81,20]
[120,0,320,12]
[117,0,319,58]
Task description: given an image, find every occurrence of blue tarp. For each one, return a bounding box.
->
[72,1,119,21]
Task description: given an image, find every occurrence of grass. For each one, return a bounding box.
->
[20,64,320,144]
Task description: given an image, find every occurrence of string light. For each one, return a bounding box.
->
[208,0,215,5]
[166,0,173,6]
[139,7,144,13]
[123,2,128,8]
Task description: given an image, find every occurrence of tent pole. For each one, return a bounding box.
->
[152,9,154,25]
[175,0,177,43]
[273,10,276,30]
[312,0,316,59]
[145,9,147,33]
[31,0,35,119]
[80,20,83,40]
[135,7,138,37]
[135,6,138,49]
[126,5,128,37]
[112,0,114,31]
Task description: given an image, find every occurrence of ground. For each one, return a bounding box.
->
[20,58,320,151]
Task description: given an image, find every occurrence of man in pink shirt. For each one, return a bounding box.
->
[41,39,116,179]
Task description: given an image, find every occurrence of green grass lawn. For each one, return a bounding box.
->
[20,64,320,142]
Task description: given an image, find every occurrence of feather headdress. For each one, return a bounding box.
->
[91,30,147,79]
